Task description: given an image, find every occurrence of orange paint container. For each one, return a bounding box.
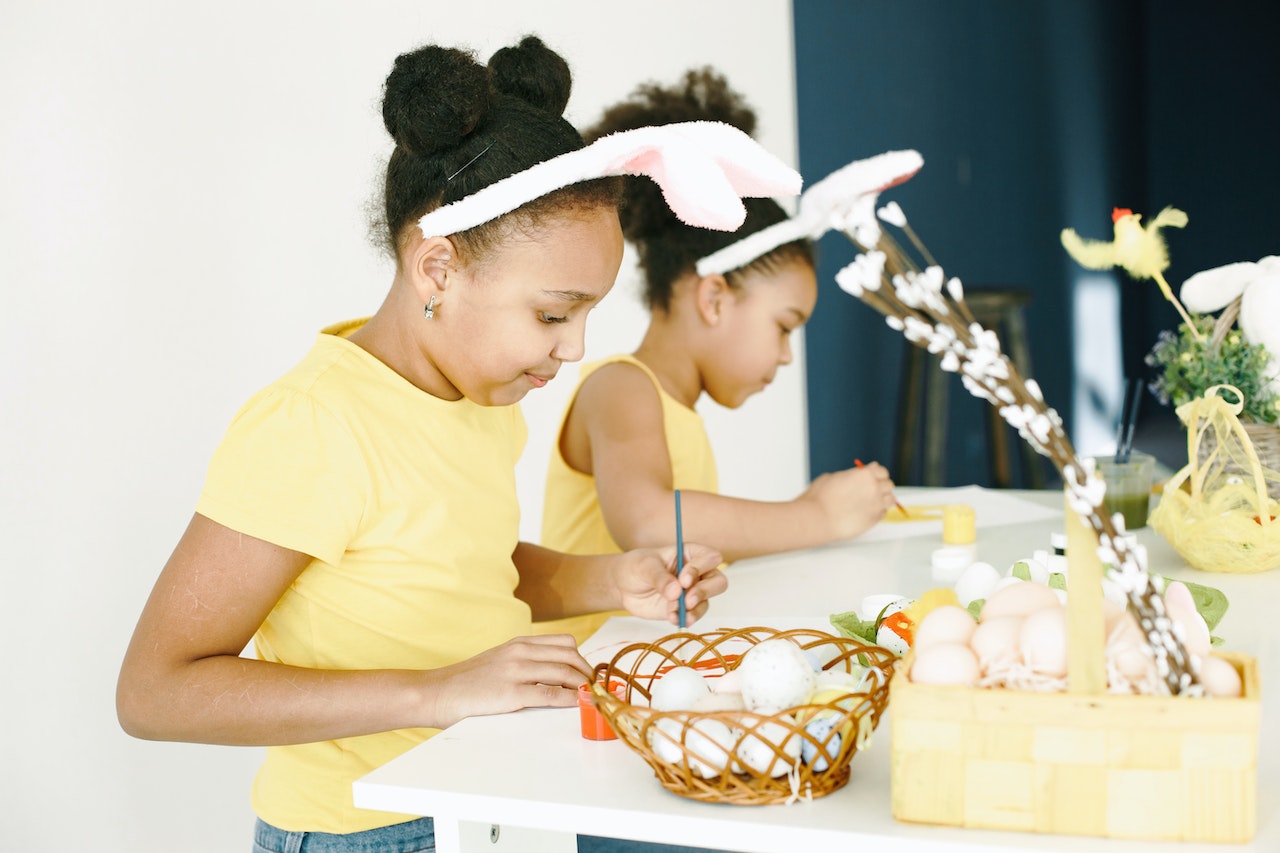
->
[578,681,625,740]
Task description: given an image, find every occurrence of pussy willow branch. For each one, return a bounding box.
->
[844,228,1197,696]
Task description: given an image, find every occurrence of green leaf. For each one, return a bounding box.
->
[1151,574,1230,633]
[1178,578,1230,632]
[830,610,878,645]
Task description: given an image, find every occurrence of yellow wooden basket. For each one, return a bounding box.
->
[889,495,1262,843]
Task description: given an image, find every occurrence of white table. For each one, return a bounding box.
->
[354,488,1279,852]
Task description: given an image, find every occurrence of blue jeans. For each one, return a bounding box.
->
[252,818,733,853]
[253,817,435,852]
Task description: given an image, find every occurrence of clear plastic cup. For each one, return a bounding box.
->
[1092,452,1155,529]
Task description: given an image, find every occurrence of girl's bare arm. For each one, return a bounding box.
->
[117,514,591,745]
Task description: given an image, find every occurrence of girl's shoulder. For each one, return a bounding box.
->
[578,357,662,404]
[572,357,666,430]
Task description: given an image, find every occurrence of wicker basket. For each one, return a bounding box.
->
[889,494,1261,842]
[1199,298,1280,500]
[591,626,896,805]
[1195,421,1280,502]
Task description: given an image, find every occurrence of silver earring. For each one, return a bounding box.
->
[424,295,436,319]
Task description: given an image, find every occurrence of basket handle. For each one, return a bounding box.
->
[1064,488,1107,694]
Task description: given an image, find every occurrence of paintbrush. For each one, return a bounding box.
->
[855,458,908,516]
[674,489,686,629]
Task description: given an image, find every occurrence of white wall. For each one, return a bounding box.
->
[0,2,804,850]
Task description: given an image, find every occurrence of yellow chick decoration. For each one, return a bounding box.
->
[1061,206,1204,341]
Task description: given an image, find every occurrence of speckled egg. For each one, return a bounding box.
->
[737,640,817,714]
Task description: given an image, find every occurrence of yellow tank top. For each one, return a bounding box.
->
[538,354,717,642]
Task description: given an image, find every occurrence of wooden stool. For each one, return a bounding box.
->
[893,287,1045,488]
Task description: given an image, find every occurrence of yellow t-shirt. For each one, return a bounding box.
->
[196,321,531,834]
[537,354,717,642]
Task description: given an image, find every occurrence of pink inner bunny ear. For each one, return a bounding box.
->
[621,147,745,230]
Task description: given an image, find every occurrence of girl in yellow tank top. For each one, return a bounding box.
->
[539,70,901,643]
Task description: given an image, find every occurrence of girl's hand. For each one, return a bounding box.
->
[803,462,898,540]
[613,543,727,626]
[422,635,592,729]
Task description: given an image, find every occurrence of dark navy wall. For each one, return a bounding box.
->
[793,0,1278,484]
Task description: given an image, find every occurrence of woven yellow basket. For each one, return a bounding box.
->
[890,495,1262,842]
[1153,385,1280,573]
[591,626,896,805]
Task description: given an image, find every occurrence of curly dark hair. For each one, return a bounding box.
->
[584,68,814,311]
[377,36,621,263]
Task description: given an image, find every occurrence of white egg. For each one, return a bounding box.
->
[968,614,1024,671]
[649,666,711,711]
[648,717,732,778]
[735,718,801,777]
[991,576,1027,595]
[708,668,741,694]
[1020,605,1069,678]
[908,642,980,686]
[1198,654,1243,698]
[691,691,745,712]
[684,718,735,778]
[738,640,817,714]
[1007,558,1050,585]
[648,718,685,765]
[913,605,977,650]
[980,580,1060,621]
[813,668,861,691]
[954,561,1001,606]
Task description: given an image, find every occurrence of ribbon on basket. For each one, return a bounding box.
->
[1150,385,1280,574]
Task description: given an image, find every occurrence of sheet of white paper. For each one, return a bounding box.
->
[854,484,1061,543]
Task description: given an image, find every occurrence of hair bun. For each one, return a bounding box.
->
[382,45,492,156]
[488,35,571,116]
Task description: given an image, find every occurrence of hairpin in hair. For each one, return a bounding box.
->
[417,121,802,238]
[695,150,923,277]
[447,143,493,182]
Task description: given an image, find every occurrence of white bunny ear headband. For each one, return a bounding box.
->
[416,120,802,239]
[694,149,924,276]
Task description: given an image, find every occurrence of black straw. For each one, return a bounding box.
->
[1116,379,1143,464]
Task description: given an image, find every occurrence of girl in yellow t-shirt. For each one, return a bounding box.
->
[542,71,899,643]
[113,37,812,852]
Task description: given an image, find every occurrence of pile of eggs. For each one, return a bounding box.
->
[908,578,1243,697]
[642,639,878,779]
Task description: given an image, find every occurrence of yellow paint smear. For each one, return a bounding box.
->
[885,504,944,522]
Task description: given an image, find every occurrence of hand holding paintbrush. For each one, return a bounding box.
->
[855,458,907,516]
